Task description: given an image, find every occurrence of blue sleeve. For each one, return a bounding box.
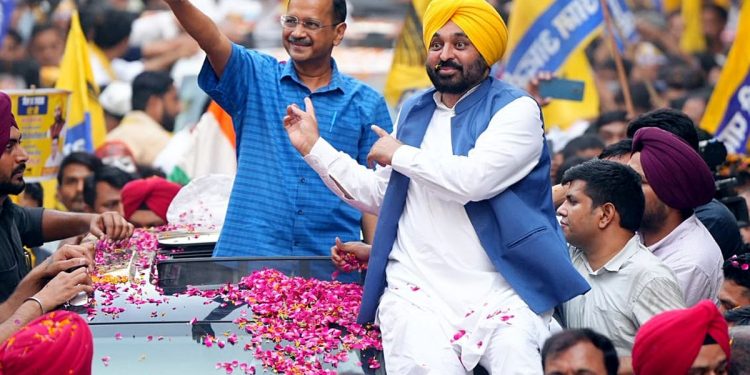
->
[357,95,393,166]
[197,44,277,118]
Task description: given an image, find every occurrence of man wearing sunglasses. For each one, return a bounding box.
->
[165,0,392,257]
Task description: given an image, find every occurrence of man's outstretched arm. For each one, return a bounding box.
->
[165,0,233,77]
[41,210,133,242]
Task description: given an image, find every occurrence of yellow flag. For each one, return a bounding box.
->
[713,0,731,9]
[663,0,680,13]
[383,0,433,108]
[55,10,106,153]
[680,0,707,53]
[505,0,600,130]
[46,10,106,208]
[700,2,750,154]
[658,0,729,13]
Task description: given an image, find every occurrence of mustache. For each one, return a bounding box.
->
[435,60,463,71]
[287,36,312,46]
[13,164,25,175]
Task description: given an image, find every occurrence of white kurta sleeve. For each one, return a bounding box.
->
[304,138,391,215]
[390,96,544,205]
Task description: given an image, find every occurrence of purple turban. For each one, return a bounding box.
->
[632,127,715,210]
[0,92,19,152]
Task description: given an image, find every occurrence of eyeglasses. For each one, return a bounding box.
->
[279,15,340,31]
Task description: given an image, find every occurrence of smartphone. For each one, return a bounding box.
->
[65,264,86,273]
[538,78,585,101]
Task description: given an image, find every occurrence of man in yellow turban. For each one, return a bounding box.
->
[283,0,589,373]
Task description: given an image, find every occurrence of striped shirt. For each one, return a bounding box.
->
[198,44,392,257]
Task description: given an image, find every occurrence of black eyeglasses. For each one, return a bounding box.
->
[279,15,340,31]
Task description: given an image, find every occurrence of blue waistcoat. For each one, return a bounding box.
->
[358,77,590,324]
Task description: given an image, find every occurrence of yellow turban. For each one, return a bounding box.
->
[422,0,508,66]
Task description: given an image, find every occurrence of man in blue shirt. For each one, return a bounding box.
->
[165,0,393,256]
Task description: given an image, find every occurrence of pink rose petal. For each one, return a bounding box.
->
[452,329,466,342]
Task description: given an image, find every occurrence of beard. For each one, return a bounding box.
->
[161,112,176,132]
[0,180,25,195]
[641,200,669,232]
[426,57,489,95]
[0,164,26,195]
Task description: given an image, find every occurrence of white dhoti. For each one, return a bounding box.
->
[377,286,551,374]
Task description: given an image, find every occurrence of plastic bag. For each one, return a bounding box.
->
[166,174,233,231]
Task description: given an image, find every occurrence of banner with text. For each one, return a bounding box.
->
[504,0,636,88]
[7,89,70,181]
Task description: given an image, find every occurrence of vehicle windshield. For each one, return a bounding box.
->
[78,229,381,374]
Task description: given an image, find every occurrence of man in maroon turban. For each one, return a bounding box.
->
[121,177,181,228]
[632,300,730,374]
[629,127,723,307]
[0,91,19,154]
[0,311,94,375]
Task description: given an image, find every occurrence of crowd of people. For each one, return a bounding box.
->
[0,0,748,373]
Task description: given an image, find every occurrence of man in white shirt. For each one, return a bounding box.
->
[557,159,684,371]
[106,71,182,166]
[629,127,723,306]
[282,0,589,372]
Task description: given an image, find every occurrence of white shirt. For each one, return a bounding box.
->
[106,111,171,166]
[305,92,544,364]
[385,93,542,321]
[641,214,724,306]
[563,236,685,356]
[90,52,145,87]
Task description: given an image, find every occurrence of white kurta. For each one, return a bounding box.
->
[305,92,547,373]
[642,214,724,306]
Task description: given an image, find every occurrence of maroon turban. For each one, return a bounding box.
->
[0,92,19,152]
[0,311,93,375]
[632,127,715,210]
[632,300,730,374]
[121,177,181,223]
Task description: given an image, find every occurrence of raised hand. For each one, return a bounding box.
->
[366,125,402,168]
[283,97,321,156]
[527,71,554,107]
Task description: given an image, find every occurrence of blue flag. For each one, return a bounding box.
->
[0,0,16,48]
[504,0,637,87]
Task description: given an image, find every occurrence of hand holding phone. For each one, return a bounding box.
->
[64,264,89,307]
[538,78,585,101]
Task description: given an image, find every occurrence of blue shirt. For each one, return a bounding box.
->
[198,44,393,257]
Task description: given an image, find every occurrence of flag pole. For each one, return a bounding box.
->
[600,0,635,118]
